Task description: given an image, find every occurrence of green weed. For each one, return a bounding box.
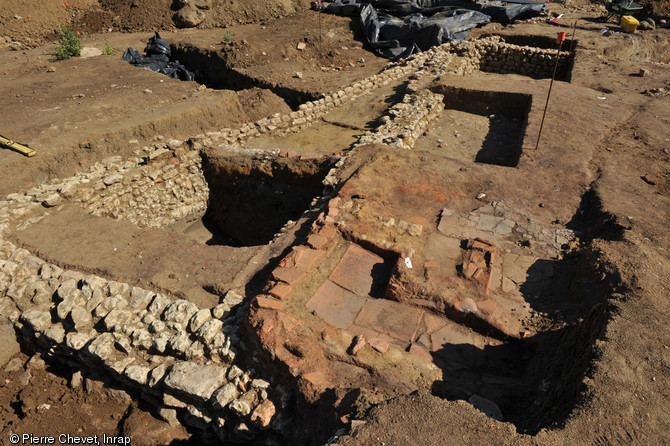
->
[55,25,82,60]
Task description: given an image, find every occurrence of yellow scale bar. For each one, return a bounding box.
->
[0,134,36,157]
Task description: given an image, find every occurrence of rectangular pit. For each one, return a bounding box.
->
[200,147,336,246]
[415,86,532,167]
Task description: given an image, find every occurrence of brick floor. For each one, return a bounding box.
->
[306,280,366,330]
[353,298,423,344]
[329,244,388,297]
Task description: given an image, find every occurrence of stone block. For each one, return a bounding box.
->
[164,362,228,400]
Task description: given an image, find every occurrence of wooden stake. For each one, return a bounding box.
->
[535,34,565,151]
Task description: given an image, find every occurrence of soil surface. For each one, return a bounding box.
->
[1,0,669,445]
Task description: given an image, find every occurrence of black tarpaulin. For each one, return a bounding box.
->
[323,0,547,59]
[122,32,195,82]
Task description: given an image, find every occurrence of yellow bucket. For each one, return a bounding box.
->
[621,15,639,33]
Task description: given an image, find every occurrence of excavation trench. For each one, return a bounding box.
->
[199,148,336,247]
[418,86,531,166]
[170,44,321,109]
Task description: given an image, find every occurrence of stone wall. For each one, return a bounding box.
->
[0,151,290,442]
[81,145,209,228]
[0,235,287,442]
[449,36,574,80]
[187,45,455,149]
[355,89,445,150]
[323,89,445,187]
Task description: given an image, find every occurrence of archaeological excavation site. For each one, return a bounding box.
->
[1,0,669,444]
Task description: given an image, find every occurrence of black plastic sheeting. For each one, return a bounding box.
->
[122,32,195,81]
[323,0,547,59]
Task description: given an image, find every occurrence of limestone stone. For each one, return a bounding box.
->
[153,332,171,353]
[129,287,155,309]
[196,319,223,344]
[124,364,151,385]
[103,307,131,332]
[149,320,166,333]
[188,308,211,333]
[175,4,205,28]
[212,382,239,409]
[222,290,244,307]
[20,309,52,332]
[106,281,129,298]
[229,390,258,417]
[212,303,231,319]
[109,357,135,375]
[148,362,170,387]
[168,332,191,354]
[87,332,116,361]
[227,365,243,381]
[70,306,92,330]
[163,300,198,325]
[115,336,132,354]
[164,362,228,400]
[66,331,95,350]
[130,328,153,350]
[42,193,61,207]
[44,323,66,344]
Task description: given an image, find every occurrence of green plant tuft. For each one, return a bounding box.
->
[54,25,82,60]
[102,38,115,56]
[305,29,311,36]
[223,31,232,43]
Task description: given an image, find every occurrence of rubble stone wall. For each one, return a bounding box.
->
[450,37,574,79]
[187,45,454,149]
[0,235,287,442]
[0,154,288,443]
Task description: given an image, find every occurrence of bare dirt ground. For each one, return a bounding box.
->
[1,0,669,445]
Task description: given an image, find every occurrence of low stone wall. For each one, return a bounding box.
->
[187,45,455,149]
[0,150,290,442]
[323,89,445,187]
[356,89,445,150]
[0,236,288,442]
[81,145,209,228]
[449,36,574,80]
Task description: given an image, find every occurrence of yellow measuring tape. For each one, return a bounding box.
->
[0,134,36,157]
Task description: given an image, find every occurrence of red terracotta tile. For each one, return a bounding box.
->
[269,282,292,300]
[292,246,325,270]
[408,343,433,362]
[423,313,447,335]
[255,296,285,311]
[307,233,329,250]
[329,244,386,297]
[272,266,306,285]
[306,280,366,330]
[353,299,422,344]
